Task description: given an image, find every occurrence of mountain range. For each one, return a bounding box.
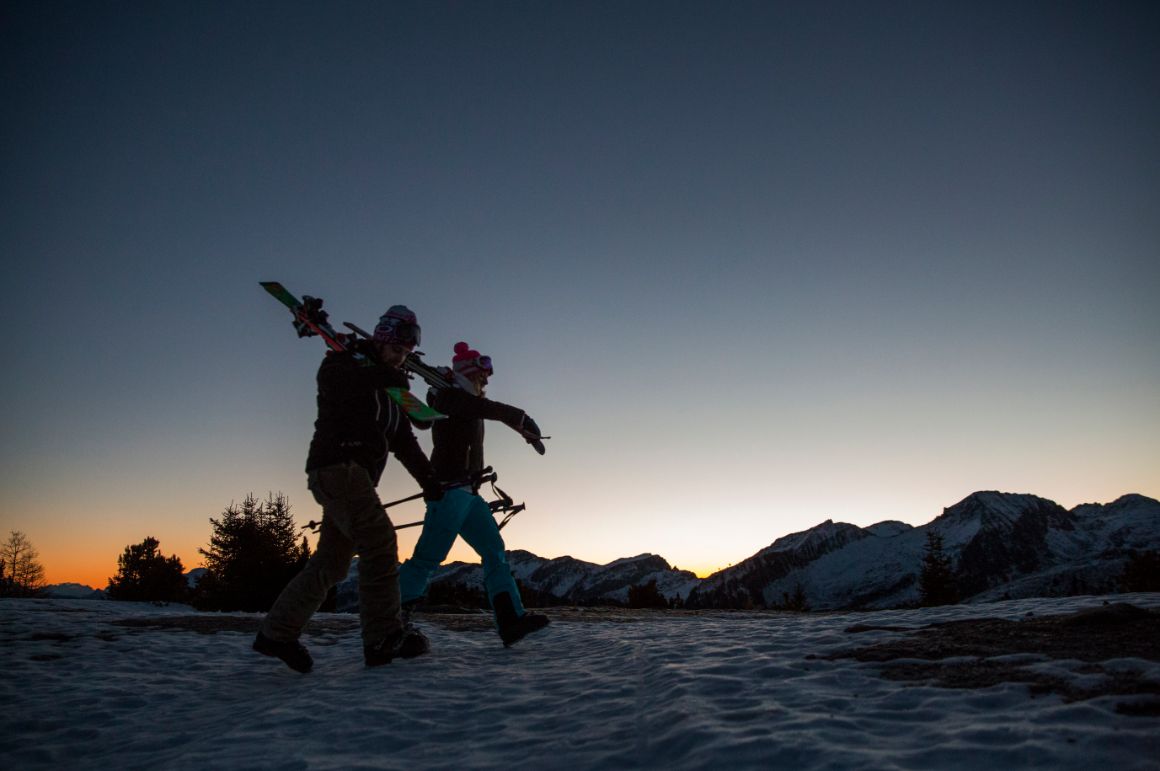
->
[46,491,1158,611]
[405,491,1159,611]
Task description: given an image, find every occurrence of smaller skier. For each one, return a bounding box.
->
[254,305,442,673]
[399,342,550,646]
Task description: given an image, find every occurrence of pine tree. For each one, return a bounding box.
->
[627,578,669,609]
[0,531,46,597]
[107,537,187,603]
[192,493,309,612]
[1120,550,1160,593]
[918,530,959,607]
[778,582,809,612]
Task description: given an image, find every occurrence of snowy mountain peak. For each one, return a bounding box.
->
[604,553,668,569]
[866,521,913,537]
[764,519,866,558]
[936,491,1061,532]
[45,583,105,600]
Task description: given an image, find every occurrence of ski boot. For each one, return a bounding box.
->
[364,624,431,667]
[493,592,550,647]
[253,630,313,673]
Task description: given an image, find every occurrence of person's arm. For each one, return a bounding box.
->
[430,388,545,454]
[391,423,442,501]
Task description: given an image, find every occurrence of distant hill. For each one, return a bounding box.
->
[336,491,1156,613]
[688,492,1159,610]
[43,583,105,600]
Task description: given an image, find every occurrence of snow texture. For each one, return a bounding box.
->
[3,594,1159,770]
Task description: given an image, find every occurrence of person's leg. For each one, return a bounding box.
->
[459,492,548,646]
[398,489,471,605]
[337,463,408,647]
[458,493,523,614]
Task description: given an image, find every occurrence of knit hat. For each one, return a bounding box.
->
[373,305,420,349]
[452,341,493,378]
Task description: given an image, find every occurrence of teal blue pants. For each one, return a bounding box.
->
[398,488,525,615]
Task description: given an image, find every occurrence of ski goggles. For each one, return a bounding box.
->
[373,319,421,347]
[461,355,492,376]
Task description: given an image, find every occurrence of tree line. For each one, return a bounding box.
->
[1,493,310,610]
[105,493,311,611]
[5,506,1160,609]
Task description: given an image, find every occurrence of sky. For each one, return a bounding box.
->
[2,1,1158,588]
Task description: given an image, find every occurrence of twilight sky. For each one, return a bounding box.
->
[3,1,1158,588]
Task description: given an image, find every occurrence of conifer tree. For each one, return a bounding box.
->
[627,578,669,609]
[1120,550,1160,593]
[192,493,309,612]
[107,537,187,603]
[778,582,809,612]
[918,530,959,607]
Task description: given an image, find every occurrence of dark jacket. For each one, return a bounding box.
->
[427,386,525,485]
[305,346,434,486]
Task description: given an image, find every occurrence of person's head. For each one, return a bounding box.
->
[373,305,420,367]
[452,341,493,395]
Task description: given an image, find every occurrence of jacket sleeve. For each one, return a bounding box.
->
[429,387,525,427]
[390,422,436,486]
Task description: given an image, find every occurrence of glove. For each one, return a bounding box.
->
[520,415,546,456]
[520,415,542,439]
[421,477,444,503]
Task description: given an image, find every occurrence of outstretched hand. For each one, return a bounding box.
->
[520,415,547,456]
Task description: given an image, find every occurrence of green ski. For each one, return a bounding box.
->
[260,281,446,423]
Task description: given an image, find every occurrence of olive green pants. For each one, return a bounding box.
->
[261,461,402,647]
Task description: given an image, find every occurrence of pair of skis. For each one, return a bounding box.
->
[260,281,446,422]
[261,281,548,452]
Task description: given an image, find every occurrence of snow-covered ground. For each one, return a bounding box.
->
[2,595,1158,770]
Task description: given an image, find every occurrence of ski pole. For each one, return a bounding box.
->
[381,467,497,510]
[396,500,525,532]
[301,467,500,532]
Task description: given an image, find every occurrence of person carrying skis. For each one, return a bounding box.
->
[254,305,443,673]
[398,341,550,646]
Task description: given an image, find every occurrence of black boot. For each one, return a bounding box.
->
[492,592,550,647]
[364,624,431,667]
[253,630,313,673]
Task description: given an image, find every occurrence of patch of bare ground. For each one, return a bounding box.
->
[823,603,1160,714]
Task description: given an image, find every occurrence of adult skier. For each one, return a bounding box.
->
[254,306,443,673]
[398,342,550,646]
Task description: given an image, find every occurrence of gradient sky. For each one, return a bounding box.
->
[3,1,1158,589]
